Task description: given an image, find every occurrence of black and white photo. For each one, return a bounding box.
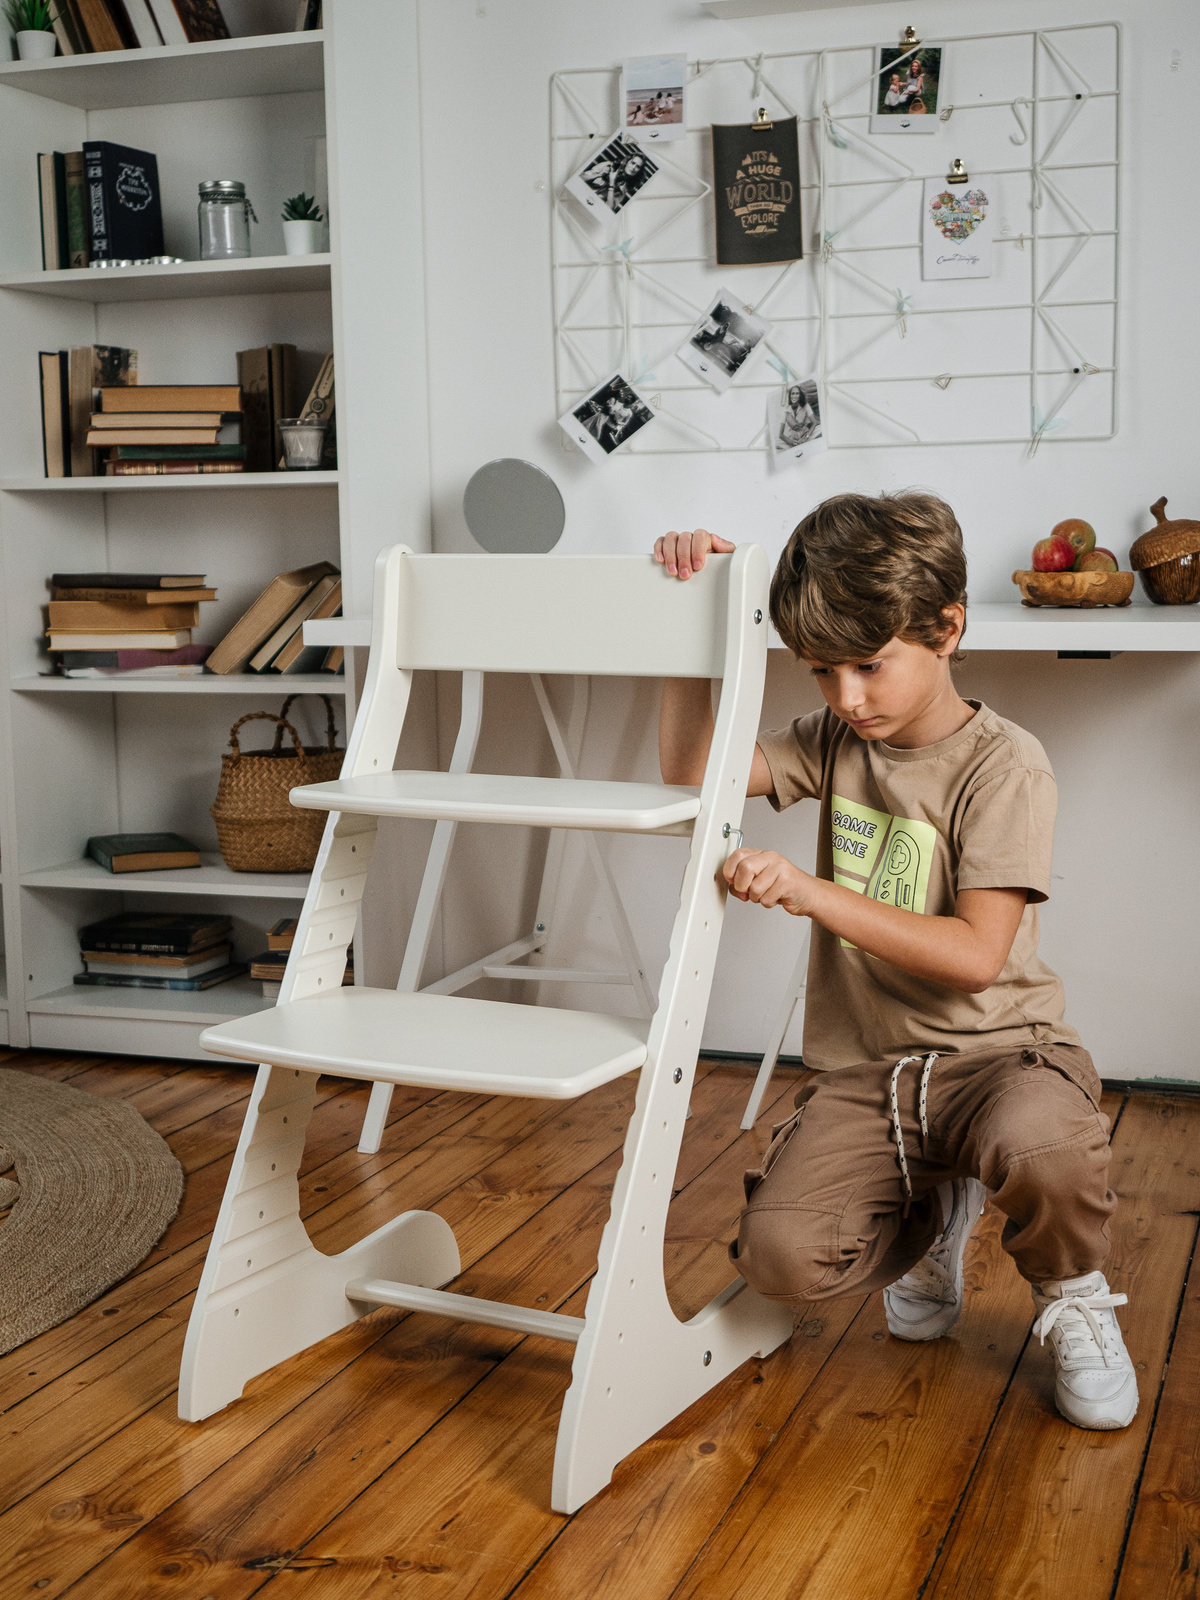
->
[767,377,827,467]
[559,372,656,462]
[623,53,686,143]
[870,43,944,133]
[563,134,659,227]
[677,292,772,393]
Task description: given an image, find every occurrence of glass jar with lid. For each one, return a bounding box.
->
[198,180,258,260]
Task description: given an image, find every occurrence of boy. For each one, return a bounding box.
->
[655,492,1136,1431]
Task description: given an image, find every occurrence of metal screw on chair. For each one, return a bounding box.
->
[703,1350,712,1366]
[673,1068,683,1083]
[753,609,762,624]
[723,823,744,850]
[536,922,546,932]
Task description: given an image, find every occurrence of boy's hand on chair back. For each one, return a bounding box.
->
[654,529,735,581]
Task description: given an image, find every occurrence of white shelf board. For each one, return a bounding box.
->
[703,0,890,13]
[966,602,1200,652]
[21,852,310,899]
[27,976,272,1028]
[0,471,338,492]
[0,254,330,304]
[0,31,324,110]
[11,673,347,694]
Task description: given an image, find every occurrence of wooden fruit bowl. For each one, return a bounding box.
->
[1011,569,1134,608]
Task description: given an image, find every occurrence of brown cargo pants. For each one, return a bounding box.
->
[731,1043,1116,1305]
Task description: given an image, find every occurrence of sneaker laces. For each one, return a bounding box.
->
[889,1052,938,1215]
[1033,1289,1129,1369]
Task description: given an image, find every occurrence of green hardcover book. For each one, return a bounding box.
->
[64,152,89,268]
[52,152,70,271]
[111,444,247,461]
[86,832,202,873]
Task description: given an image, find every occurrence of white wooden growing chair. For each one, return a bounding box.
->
[181,542,792,1513]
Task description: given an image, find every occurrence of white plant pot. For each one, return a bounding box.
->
[17,29,57,60]
[282,219,323,256]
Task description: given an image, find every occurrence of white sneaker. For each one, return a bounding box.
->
[884,1177,988,1341]
[1031,1271,1138,1430]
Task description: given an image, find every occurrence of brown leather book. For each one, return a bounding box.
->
[53,587,216,603]
[89,411,224,429]
[86,428,220,446]
[49,600,200,630]
[99,384,241,412]
[73,0,126,50]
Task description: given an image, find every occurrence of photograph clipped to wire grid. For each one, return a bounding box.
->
[922,174,995,280]
[562,133,659,228]
[622,53,686,143]
[676,292,773,394]
[559,373,656,462]
[767,378,827,468]
[870,43,944,133]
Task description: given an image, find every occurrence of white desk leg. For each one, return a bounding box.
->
[358,671,486,1154]
[740,928,810,1130]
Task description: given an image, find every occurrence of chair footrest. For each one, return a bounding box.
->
[347,1278,585,1343]
[200,987,649,1098]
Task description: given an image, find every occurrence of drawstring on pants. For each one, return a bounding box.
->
[889,1052,939,1216]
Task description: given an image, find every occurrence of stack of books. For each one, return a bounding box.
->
[74,912,245,993]
[250,917,352,998]
[208,560,344,676]
[86,832,201,872]
[48,571,218,678]
[87,384,245,477]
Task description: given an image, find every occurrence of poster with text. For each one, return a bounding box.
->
[711,116,803,266]
[922,175,994,279]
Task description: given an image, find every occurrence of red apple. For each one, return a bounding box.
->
[1075,547,1118,573]
[1032,535,1076,572]
[1052,517,1096,557]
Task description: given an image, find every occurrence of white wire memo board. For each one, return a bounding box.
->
[549,22,1120,456]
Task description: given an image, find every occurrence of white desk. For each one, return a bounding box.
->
[310,604,1200,657]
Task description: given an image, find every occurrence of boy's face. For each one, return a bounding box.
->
[800,615,961,745]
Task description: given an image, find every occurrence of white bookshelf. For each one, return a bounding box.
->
[0,0,431,1060]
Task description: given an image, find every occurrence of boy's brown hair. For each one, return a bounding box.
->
[769,490,968,663]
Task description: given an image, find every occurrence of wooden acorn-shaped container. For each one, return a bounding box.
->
[1129,497,1200,605]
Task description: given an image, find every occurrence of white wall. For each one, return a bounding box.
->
[405,0,1200,1081]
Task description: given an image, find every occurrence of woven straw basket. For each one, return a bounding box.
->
[211,695,343,873]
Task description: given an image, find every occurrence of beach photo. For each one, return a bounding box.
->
[623,52,686,142]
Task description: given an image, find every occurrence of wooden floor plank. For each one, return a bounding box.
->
[46,1068,783,1600]
[221,1075,807,1600]
[0,1045,1193,1600]
[1111,1219,1200,1597]
[922,1094,1200,1600]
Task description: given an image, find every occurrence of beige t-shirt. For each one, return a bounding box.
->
[757,699,1080,1071]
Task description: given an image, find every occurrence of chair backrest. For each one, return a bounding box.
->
[391,553,732,679]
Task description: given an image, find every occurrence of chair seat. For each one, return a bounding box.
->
[289,771,701,833]
[200,987,650,1098]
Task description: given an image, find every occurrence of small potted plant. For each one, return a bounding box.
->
[281,192,324,256]
[6,0,58,59]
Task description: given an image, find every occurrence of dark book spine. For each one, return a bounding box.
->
[84,939,208,954]
[83,143,110,260]
[58,351,72,476]
[53,153,70,270]
[65,153,90,267]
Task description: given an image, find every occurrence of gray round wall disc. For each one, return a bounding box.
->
[463,458,566,554]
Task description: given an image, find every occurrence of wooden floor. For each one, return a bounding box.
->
[0,1049,1196,1599]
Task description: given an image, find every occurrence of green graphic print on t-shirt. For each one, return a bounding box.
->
[831,793,937,949]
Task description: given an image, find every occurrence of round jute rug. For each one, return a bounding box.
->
[0,1068,183,1354]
